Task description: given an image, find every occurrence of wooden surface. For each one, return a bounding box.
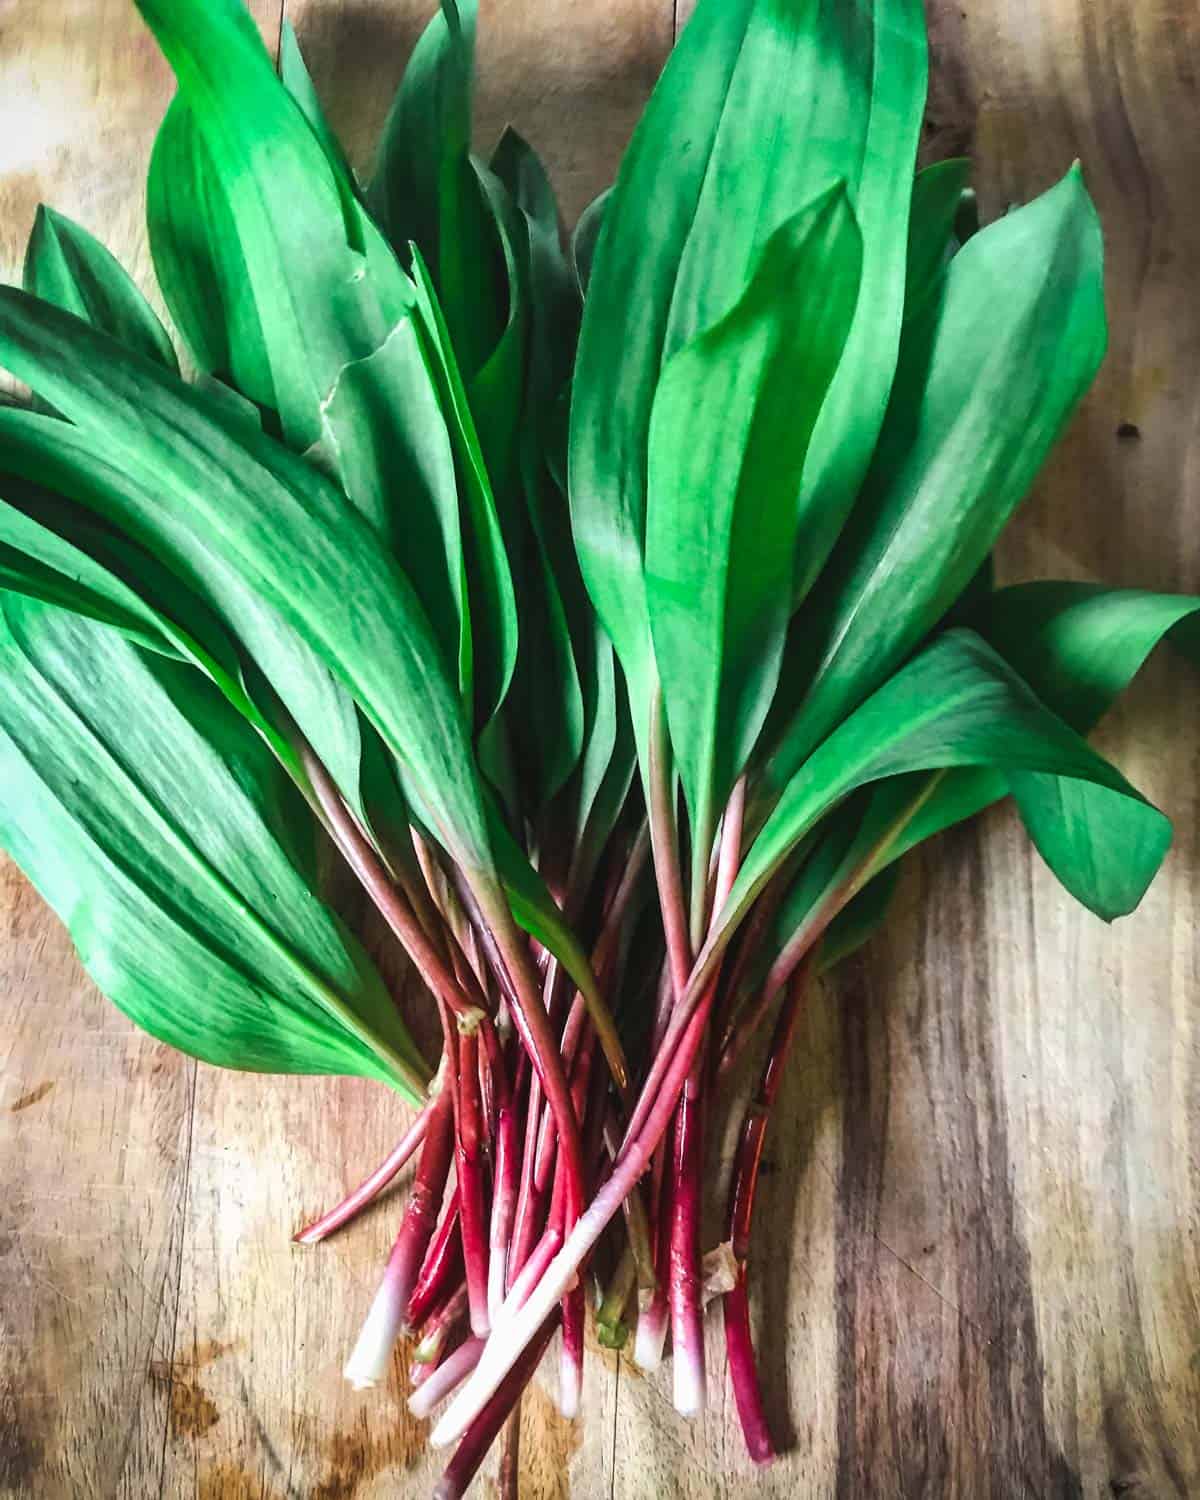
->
[2,1,1199,1495]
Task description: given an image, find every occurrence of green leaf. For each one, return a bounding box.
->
[137,0,423,519]
[833,584,1200,924]
[570,0,927,748]
[409,252,519,729]
[0,290,495,882]
[312,318,471,701]
[570,189,609,296]
[0,478,308,777]
[147,96,275,398]
[0,484,181,656]
[490,130,586,812]
[975,581,1200,916]
[0,402,364,823]
[903,158,971,322]
[569,678,637,901]
[278,21,359,209]
[0,595,427,1094]
[764,166,1108,795]
[23,206,177,373]
[663,3,928,606]
[709,630,1168,960]
[972,581,1200,734]
[368,0,502,379]
[645,185,862,870]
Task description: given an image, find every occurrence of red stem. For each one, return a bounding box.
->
[301,747,484,1028]
[498,1407,521,1500]
[293,1104,431,1245]
[391,1087,456,1325]
[488,1101,519,1319]
[433,1318,558,1500]
[406,1188,463,1332]
[634,1126,674,1368]
[721,954,816,1462]
[560,1281,585,1418]
[343,1085,456,1390]
[474,878,586,1228]
[431,985,718,1446]
[722,1279,776,1465]
[454,1028,491,1337]
[414,1283,469,1363]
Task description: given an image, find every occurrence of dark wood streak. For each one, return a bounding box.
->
[835,828,1083,1500]
[8,1081,54,1113]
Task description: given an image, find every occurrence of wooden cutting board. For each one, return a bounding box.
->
[2,2,1198,1495]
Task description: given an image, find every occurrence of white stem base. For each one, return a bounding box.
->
[344,1272,406,1391]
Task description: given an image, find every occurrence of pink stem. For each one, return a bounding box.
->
[293,1105,431,1245]
[488,1102,519,1320]
[667,778,743,1414]
[301,747,483,1027]
[409,1337,486,1420]
[560,1282,585,1419]
[471,883,586,1229]
[634,1127,674,1370]
[668,1068,706,1414]
[501,1221,563,1316]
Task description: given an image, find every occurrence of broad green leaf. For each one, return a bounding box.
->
[138,0,435,562]
[569,680,638,902]
[147,96,275,399]
[464,166,525,798]
[0,404,364,822]
[903,158,970,321]
[763,167,1108,796]
[23,206,177,372]
[0,596,428,1094]
[0,478,306,777]
[278,22,359,210]
[0,485,180,655]
[491,130,586,812]
[0,290,495,881]
[976,581,1200,916]
[409,252,518,728]
[708,631,1168,961]
[972,582,1200,733]
[645,185,862,871]
[312,319,470,699]
[468,161,528,519]
[570,0,927,747]
[368,0,501,379]
[835,584,1200,922]
[570,189,609,296]
[663,2,927,606]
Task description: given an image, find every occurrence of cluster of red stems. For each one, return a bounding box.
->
[295,728,813,1497]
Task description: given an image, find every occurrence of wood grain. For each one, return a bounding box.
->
[2,1,1199,1497]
